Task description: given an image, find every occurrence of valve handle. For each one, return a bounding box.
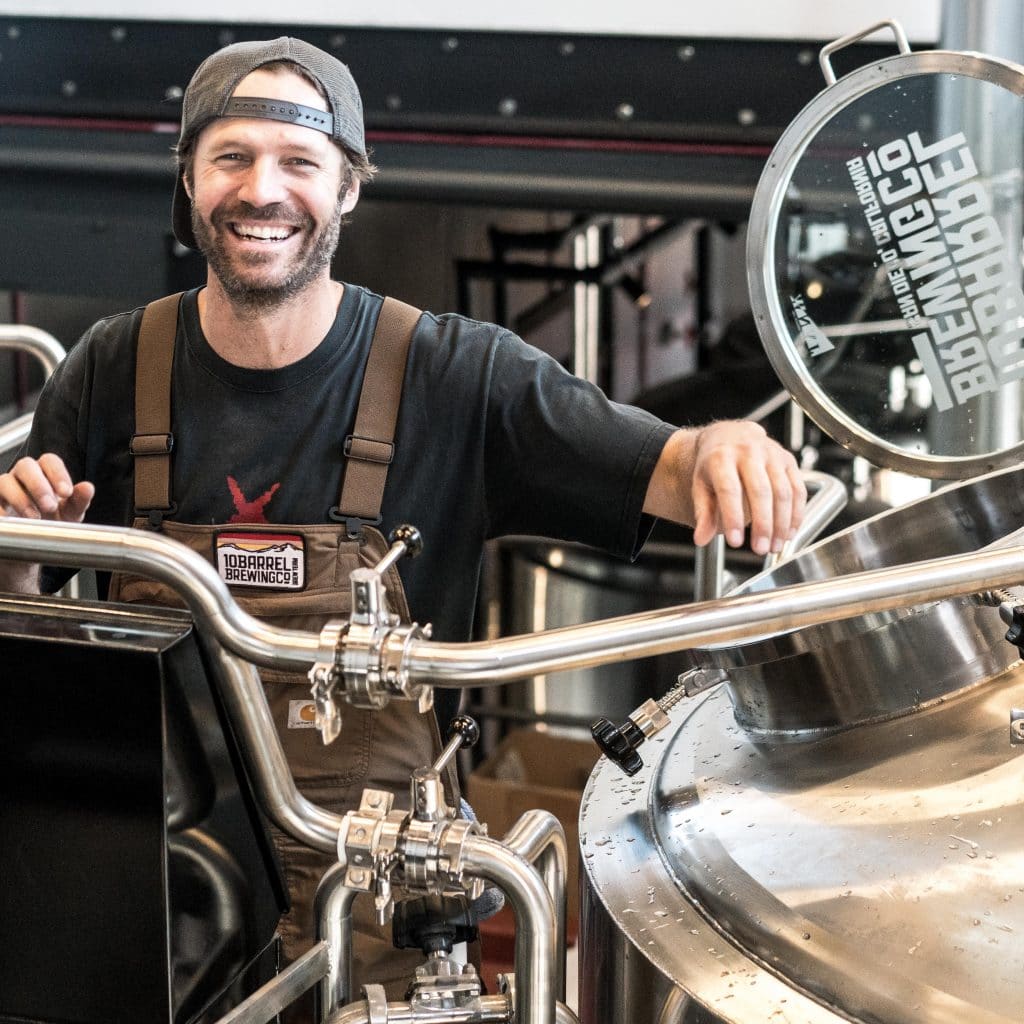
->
[373,524,424,576]
[433,714,480,774]
[388,524,423,559]
[447,714,480,749]
[591,717,646,777]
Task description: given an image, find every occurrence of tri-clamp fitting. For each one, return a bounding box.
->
[335,716,485,925]
[308,525,434,744]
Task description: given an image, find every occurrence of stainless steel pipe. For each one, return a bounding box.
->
[402,545,1024,683]
[205,642,344,853]
[4,517,1024,685]
[501,811,568,1002]
[0,326,67,458]
[0,518,320,668]
[0,325,66,376]
[315,864,358,1019]
[462,834,557,1024]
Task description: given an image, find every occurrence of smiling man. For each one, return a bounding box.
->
[0,36,805,1012]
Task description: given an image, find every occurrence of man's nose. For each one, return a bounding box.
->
[236,157,289,208]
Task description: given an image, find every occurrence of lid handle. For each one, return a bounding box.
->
[819,19,911,86]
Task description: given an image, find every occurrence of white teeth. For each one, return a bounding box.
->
[235,224,293,241]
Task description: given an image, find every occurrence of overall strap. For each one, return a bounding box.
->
[332,296,422,538]
[131,292,183,523]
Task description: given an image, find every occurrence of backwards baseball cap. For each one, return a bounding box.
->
[171,36,366,249]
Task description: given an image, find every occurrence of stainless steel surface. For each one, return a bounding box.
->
[580,669,1024,1023]
[0,517,322,668]
[216,941,330,1024]
[686,463,1024,739]
[327,995,577,1024]
[495,538,763,723]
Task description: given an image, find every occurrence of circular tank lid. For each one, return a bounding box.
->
[747,28,1024,478]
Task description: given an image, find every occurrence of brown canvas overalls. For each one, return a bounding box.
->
[107,292,453,1006]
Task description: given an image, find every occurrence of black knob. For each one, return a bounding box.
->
[1006,605,1024,650]
[448,714,480,749]
[388,524,423,559]
[592,717,646,776]
[392,894,478,955]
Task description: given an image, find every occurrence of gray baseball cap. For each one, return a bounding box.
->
[171,36,366,249]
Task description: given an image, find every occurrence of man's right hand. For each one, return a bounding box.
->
[0,454,94,522]
[0,454,94,594]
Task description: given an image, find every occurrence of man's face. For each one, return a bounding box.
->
[186,68,359,307]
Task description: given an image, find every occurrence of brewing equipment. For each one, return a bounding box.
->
[580,18,1024,1022]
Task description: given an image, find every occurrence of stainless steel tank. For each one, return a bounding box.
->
[580,467,1024,1023]
[580,20,1024,1022]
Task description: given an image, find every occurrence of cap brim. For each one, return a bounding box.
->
[172,172,198,250]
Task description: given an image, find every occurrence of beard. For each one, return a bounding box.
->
[191,197,344,312]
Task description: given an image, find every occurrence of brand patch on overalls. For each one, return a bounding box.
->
[215,531,306,590]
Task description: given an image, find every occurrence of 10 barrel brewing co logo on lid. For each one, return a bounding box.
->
[215,531,306,590]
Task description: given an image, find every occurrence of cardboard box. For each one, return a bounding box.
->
[466,727,599,927]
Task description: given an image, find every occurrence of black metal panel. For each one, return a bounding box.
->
[0,596,285,1024]
[0,16,914,144]
[0,15,933,298]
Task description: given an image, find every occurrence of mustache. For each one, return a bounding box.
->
[211,201,312,230]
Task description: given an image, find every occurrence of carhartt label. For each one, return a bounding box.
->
[215,531,305,590]
[288,700,318,729]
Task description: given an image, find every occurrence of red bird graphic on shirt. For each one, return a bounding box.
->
[227,476,281,523]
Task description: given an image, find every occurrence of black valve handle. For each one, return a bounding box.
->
[591,716,646,776]
[433,714,480,774]
[447,714,480,750]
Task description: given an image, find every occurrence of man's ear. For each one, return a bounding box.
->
[183,172,194,201]
[340,179,360,214]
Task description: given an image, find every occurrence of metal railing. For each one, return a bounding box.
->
[0,325,66,458]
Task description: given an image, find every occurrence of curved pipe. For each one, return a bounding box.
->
[0,325,66,376]
[5,518,1024,685]
[0,518,320,668]
[463,834,556,1024]
[314,864,358,1018]
[204,642,343,853]
[763,469,848,570]
[0,326,66,458]
[501,811,568,1002]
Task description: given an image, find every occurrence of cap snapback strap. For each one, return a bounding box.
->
[223,96,334,135]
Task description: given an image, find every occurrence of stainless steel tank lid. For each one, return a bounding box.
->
[581,675,1024,1023]
[747,20,1024,479]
